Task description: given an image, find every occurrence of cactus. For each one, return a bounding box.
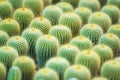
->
[101,60,120,80]
[34,68,59,80]
[92,44,113,65]
[42,0,52,7]
[13,7,34,33]
[107,24,120,38]
[0,62,6,80]
[64,65,91,80]
[45,57,70,80]
[98,0,108,7]
[23,0,44,16]
[42,5,63,25]
[92,77,108,80]
[101,5,120,24]
[13,56,36,80]
[0,30,9,46]
[70,36,93,51]
[75,50,101,77]
[0,18,20,36]
[29,16,52,34]
[80,24,103,45]
[6,0,23,10]
[56,2,74,13]
[88,12,112,33]
[36,35,59,68]
[61,0,80,8]
[59,12,82,36]
[21,28,43,60]
[57,44,79,64]
[7,36,28,56]
[107,0,120,9]
[49,25,72,45]
[78,0,100,12]
[7,66,21,80]
[99,33,120,56]
[74,7,92,25]
[0,1,12,19]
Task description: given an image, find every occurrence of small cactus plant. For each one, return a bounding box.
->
[7,36,28,56]
[64,65,91,80]
[101,60,120,80]
[78,0,100,12]
[29,16,51,34]
[88,12,112,33]
[21,28,43,60]
[101,5,120,24]
[80,24,103,45]
[75,50,101,77]
[49,25,72,45]
[0,62,6,80]
[0,18,20,36]
[0,30,9,46]
[70,36,93,51]
[0,1,12,19]
[0,46,19,69]
[23,0,44,16]
[57,44,80,64]
[42,5,63,25]
[36,35,59,68]
[13,56,36,80]
[13,7,34,33]
[74,7,92,25]
[59,12,82,36]
[7,66,21,80]
[45,57,70,80]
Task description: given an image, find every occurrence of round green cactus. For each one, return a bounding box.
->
[56,2,74,13]
[107,24,120,38]
[78,0,100,12]
[23,0,44,16]
[0,46,19,69]
[101,5,120,24]
[101,60,120,80]
[6,0,23,10]
[88,12,112,33]
[70,36,93,51]
[57,44,80,64]
[21,28,43,60]
[59,12,82,36]
[49,25,72,45]
[42,0,52,7]
[13,56,36,80]
[61,0,80,8]
[99,33,120,56]
[45,57,70,80]
[98,0,108,7]
[7,36,28,56]
[0,1,12,19]
[74,7,92,26]
[64,65,91,80]
[75,50,101,77]
[92,77,108,80]
[34,68,59,80]
[7,66,21,80]
[0,62,6,80]
[0,30,9,46]
[80,24,103,45]
[13,7,34,33]
[42,5,63,25]
[107,0,120,9]
[36,35,59,68]
[92,44,113,65]
[0,18,20,36]
[29,16,52,34]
